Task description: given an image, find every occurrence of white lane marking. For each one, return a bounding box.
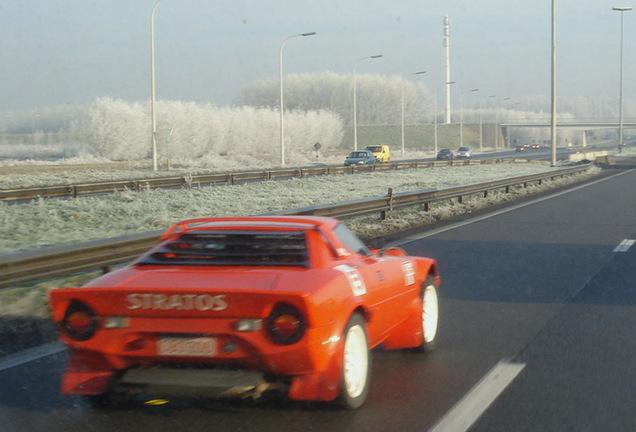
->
[428,360,526,432]
[614,239,635,253]
[0,342,65,372]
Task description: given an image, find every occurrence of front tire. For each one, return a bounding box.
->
[336,313,370,409]
[416,277,439,353]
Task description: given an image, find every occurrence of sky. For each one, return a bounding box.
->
[0,0,633,112]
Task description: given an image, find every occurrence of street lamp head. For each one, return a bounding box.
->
[301,31,317,37]
[613,7,633,11]
[370,54,383,59]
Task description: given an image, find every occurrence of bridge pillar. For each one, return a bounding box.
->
[582,130,588,148]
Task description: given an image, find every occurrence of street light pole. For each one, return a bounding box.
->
[401,71,426,157]
[613,7,632,154]
[150,0,162,172]
[353,55,383,150]
[550,0,557,166]
[488,95,496,149]
[279,32,316,166]
[478,98,483,151]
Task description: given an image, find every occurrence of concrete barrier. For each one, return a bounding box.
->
[569,150,608,162]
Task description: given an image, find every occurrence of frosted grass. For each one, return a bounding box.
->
[0,162,594,254]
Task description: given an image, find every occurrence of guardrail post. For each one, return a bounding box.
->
[380,187,394,221]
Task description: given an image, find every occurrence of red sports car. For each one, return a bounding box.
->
[49,216,440,409]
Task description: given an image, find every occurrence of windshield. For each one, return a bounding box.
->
[348,151,367,158]
[333,223,371,256]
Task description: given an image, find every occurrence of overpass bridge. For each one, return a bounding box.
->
[496,120,636,148]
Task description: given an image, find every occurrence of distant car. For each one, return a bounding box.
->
[49,216,441,409]
[531,144,540,149]
[456,146,472,159]
[365,144,391,163]
[515,145,526,152]
[436,148,454,160]
[344,150,376,166]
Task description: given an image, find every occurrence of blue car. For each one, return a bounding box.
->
[344,150,377,166]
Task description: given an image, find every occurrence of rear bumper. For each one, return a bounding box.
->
[59,319,345,401]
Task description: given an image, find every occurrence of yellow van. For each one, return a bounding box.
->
[365,144,390,163]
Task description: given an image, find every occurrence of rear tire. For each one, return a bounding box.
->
[336,313,370,409]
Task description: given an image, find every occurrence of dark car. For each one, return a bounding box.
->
[515,145,526,152]
[436,148,454,160]
[344,150,376,166]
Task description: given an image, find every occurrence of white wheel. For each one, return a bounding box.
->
[337,314,370,409]
[418,277,439,352]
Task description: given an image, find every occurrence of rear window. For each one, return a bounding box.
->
[138,230,310,267]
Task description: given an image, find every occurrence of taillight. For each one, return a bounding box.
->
[63,302,99,341]
[266,304,306,345]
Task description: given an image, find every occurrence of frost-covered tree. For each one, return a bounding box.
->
[80,98,343,164]
[84,98,149,160]
[237,72,432,126]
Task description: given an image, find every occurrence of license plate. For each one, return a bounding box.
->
[157,336,218,357]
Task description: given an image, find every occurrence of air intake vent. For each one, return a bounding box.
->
[139,230,309,267]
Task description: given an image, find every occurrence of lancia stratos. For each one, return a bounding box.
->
[49,216,440,409]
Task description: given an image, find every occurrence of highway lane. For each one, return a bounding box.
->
[1,168,635,431]
[401,167,636,431]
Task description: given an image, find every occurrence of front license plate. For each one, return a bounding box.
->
[157,337,218,357]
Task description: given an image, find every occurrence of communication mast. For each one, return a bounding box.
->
[444,15,452,124]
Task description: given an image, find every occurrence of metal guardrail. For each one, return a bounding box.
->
[0,163,592,290]
[0,158,502,202]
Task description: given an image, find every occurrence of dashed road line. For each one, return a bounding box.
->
[614,239,635,253]
[428,360,526,432]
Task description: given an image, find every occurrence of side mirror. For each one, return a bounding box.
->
[381,246,407,257]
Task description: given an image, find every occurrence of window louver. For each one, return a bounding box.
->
[139,230,309,267]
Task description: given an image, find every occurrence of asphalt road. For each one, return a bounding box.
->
[1,167,635,432]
